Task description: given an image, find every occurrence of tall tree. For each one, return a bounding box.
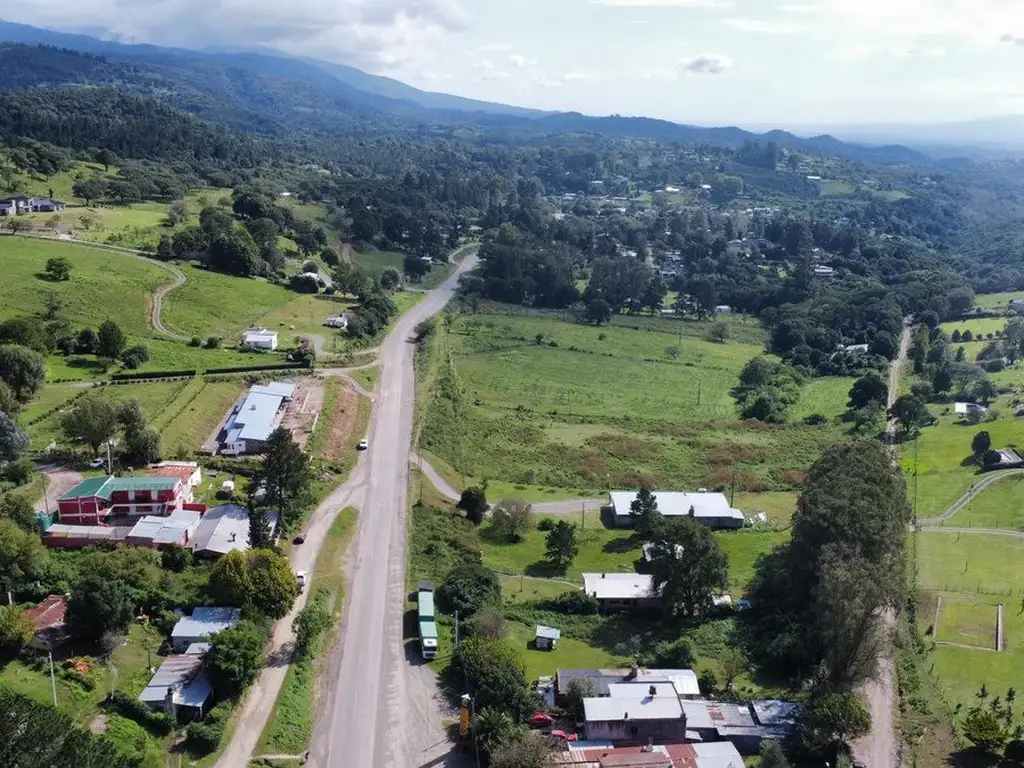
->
[0,413,28,463]
[248,504,271,549]
[629,486,660,536]
[118,399,160,466]
[648,517,729,619]
[60,394,118,456]
[0,345,46,401]
[207,620,265,699]
[490,499,533,543]
[259,427,311,530]
[453,636,531,716]
[96,319,127,360]
[847,373,888,410]
[972,430,992,459]
[66,571,134,640]
[0,520,44,602]
[545,521,579,570]
[457,484,489,525]
[438,562,501,617]
[888,395,930,435]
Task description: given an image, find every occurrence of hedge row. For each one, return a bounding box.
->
[204,363,305,375]
[25,388,95,427]
[110,369,197,382]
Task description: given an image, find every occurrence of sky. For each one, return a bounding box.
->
[7,0,1024,126]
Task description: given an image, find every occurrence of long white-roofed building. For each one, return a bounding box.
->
[606,491,745,530]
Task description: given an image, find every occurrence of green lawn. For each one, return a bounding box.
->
[504,620,624,682]
[478,510,787,592]
[901,391,1024,520]
[260,293,357,345]
[819,179,855,196]
[975,291,1024,312]
[789,376,857,422]
[939,317,1007,339]
[420,309,847,496]
[918,530,1024,595]
[158,378,246,455]
[162,265,295,341]
[354,250,404,278]
[936,598,998,648]
[931,475,1024,530]
[0,236,167,337]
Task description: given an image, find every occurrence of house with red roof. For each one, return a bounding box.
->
[25,595,70,649]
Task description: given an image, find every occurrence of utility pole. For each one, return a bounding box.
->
[48,648,57,707]
[697,381,702,407]
[581,501,585,529]
[454,610,459,651]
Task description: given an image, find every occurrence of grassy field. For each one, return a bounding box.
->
[901,392,1024,519]
[975,291,1024,312]
[354,250,404,278]
[420,309,849,496]
[256,507,358,757]
[927,475,1024,530]
[935,597,998,649]
[478,508,788,593]
[159,378,246,455]
[0,236,167,337]
[26,379,192,450]
[939,317,1007,339]
[162,265,295,341]
[918,531,1024,597]
[819,179,855,196]
[260,293,356,343]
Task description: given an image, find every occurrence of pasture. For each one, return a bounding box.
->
[975,291,1024,312]
[928,475,1024,531]
[901,393,1024,519]
[420,309,851,497]
[0,236,166,336]
[935,597,998,650]
[939,317,1006,339]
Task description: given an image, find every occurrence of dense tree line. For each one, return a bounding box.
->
[746,441,912,689]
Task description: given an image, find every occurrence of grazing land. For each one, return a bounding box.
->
[420,308,851,497]
[935,598,998,649]
[928,475,1024,530]
[0,236,166,336]
[939,317,1007,339]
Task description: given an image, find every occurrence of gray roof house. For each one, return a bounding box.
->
[582,573,662,611]
[138,644,213,719]
[190,504,279,558]
[607,491,744,530]
[218,382,295,456]
[170,607,241,652]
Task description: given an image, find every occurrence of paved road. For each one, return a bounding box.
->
[310,254,478,768]
[852,320,912,768]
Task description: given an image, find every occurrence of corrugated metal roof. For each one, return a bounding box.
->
[582,573,658,600]
[139,654,203,702]
[608,492,743,522]
[584,695,682,722]
[171,607,241,642]
[44,524,117,540]
[191,504,278,556]
[537,625,561,640]
[251,382,295,398]
[185,642,212,655]
[25,595,67,631]
[607,681,677,699]
[59,476,179,501]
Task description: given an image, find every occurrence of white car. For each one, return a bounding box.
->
[89,457,105,469]
[357,439,369,451]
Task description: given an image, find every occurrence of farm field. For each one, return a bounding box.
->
[259,293,357,343]
[934,597,998,649]
[902,391,1024,519]
[975,291,1024,312]
[929,475,1024,530]
[939,317,1006,339]
[354,250,404,278]
[162,265,294,341]
[420,309,851,496]
[0,236,167,336]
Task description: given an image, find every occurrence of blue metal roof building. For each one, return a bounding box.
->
[217,381,295,455]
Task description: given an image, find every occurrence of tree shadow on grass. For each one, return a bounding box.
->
[524,560,565,578]
[603,534,643,554]
[946,746,1002,767]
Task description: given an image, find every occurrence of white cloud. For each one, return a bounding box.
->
[475,59,495,70]
[780,3,816,12]
[506,53,537,68]
[534,74,565,88]
[563,72,598,82]
[591,0,726,7]
[724,17,801,34]
[478,43,515,52]
[1,0,467,70]
[823,0,1024,46]
[679,53,734,74]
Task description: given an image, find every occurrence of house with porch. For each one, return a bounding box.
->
[57,475,192,525]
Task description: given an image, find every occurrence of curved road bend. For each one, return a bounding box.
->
[311,254,479,768]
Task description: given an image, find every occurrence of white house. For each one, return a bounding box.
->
[607,491,745,530]
[1008,299,1024,313]
[582,573,662,611]
[324,314,349,330]
[240,327,278,351]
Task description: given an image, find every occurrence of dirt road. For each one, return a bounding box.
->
[852,320,913,768]
[214,466,368,768]
[309,255,478,768]
[35,466,83,512]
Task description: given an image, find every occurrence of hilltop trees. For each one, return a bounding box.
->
[747,441,911,690]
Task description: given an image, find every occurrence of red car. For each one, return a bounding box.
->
[527,713,554,728]
[550,730,577,742]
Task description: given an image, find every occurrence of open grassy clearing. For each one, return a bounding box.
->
[260,293,356,344]
[0,236,166,337]
[257,507,358,757]
[26,379,190,450]
[159,378,247,455]
[918,531,1024,597]
[354,250,404,278]
[478,509,789,593]
[975,291,1024,312]
[928,475,1024,530]
[901,391,1024,519]
[935,598,998,648]
[819,179,855,196]
[421,310,849,496]
[939,317,1007,338]
[162,264,294,341]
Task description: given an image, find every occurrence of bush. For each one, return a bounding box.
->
[290,273,320,294]
[205,336,221,349]
[981,359,1005,373]
[3,457,34,486]
[105,691,174,735]
[551,590,599,615]
[537,518,555,531]
[189,337,202,347]
[186,718,225,754]
[803,413,828,426]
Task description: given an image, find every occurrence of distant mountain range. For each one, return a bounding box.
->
[0,19,932,165]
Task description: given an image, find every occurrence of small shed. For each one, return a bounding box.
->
[536,625,561,650]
